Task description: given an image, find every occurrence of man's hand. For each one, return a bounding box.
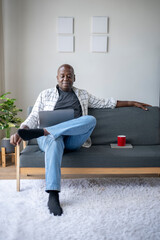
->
[131,101,152,111]
[116,100,152,110]
[10,133,22,146]
[10,125,29,146]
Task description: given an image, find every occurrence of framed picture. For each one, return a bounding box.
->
[91,35,108,53]
[58,36,74,52]
[58,17,74,34]
[92,16,108,34]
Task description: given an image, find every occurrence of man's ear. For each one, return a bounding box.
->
[74,75,76,82]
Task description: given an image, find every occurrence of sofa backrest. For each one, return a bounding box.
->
[27,106,160,146]
[88,106,160,145]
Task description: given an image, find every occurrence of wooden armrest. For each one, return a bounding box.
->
[15,144,20,191]
[23,141,27,149]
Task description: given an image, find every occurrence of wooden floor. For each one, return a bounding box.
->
[0,158,44,179]
[0,156,44,179]
[0,157,159,180]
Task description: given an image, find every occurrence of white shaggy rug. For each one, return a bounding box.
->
[0,177,160,240]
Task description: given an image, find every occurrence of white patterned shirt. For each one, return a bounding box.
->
[21,86,117,147]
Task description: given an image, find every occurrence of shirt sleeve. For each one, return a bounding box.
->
[20,92,44,129]
[88,92,117,109]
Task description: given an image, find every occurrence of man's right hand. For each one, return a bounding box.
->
[10,133,22,146]
[10,125,29,146]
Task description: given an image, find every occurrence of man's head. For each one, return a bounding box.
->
[57,64,75,92]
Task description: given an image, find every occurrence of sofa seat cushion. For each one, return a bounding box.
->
[20,145,160,168]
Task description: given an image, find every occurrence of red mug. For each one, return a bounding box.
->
[117,135,126,146]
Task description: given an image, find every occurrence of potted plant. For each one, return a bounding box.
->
[0,92,23,153]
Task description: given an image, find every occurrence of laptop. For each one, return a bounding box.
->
[39,109,74,128]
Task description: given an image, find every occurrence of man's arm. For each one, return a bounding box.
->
[116,101,152,111]
[20,92,44,129]
[10,93,41,146]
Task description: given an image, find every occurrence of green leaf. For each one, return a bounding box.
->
[0,92,11,99]
[8,122,16,127]
[0,92,23,131]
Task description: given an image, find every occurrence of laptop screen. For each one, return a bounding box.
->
[39,109,74,128]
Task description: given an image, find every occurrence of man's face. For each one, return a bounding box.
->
[57,66,75,92]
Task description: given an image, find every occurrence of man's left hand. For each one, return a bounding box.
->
[116,100,152,110]
[129,101,152,111]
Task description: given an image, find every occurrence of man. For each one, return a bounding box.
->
[10,64,151,216]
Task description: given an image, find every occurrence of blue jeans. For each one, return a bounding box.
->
[37,115,96,192]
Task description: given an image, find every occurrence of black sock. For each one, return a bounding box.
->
[18,129,44,141]
[47,190,63,216]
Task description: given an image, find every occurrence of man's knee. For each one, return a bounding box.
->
[86,115,97,127]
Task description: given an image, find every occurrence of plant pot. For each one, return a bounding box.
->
[1,138,15,153]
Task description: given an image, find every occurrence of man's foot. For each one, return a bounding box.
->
[18,129,44,140]
[47,191,63,216]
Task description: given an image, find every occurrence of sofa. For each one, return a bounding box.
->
[16,106,160,191]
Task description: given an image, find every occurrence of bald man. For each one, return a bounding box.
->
[10,64,151,216]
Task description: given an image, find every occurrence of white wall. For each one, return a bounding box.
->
[2,0,160,120]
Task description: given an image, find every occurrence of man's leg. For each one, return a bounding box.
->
[37,135,64,216]
[18,115,96,141]
[64,119,96,150]
[33,116,96,216]
[38,115,96,190]
[37,135,65,191]
[45,115,96,141]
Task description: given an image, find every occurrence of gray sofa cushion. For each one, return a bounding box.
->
[27,106,160,146]
[20,144,160,168]
[88,106,160,145]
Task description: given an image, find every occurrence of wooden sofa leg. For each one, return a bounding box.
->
[16,144,20,191]
[1,147,6,167]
